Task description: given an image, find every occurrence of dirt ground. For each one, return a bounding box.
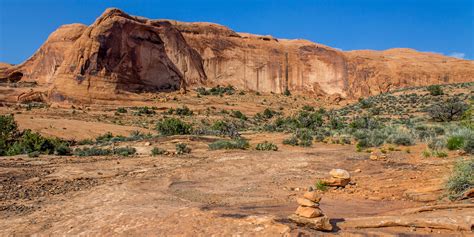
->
[0,132,472,235]
[0,89,473,236]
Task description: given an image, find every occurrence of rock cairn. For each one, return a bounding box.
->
[288,191,332,231]
[324,168,351,187]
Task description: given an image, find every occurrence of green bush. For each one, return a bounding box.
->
[7,130,55,156]
[74,146,112,156]
[428,98,468,122]
[231,110,247,120]
[427,85,443,96]
[208,138,249,150]
[446,136,465,150]
[114,146,136,156]
[0,115,71,156]
[174,106,193,116]
[176,143,191,154]
[211,120,240,138]
[263,108,277,119]
[156,118,192,136]
[151,147,166,156]
[255,141,278,151]
[387,132,414,146]
[132,106,156,116]
[283,129,313,147]
[446,158,473,200]
[0,114,19,155]
[464,137,474,154]
[116,107,128,113]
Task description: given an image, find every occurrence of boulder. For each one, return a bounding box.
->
[329,169,350,179]
[324,177,351,187]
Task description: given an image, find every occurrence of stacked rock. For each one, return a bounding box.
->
[324,169,351,187]
[288,191,332,231]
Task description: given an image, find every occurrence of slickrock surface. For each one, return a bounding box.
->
[1,8,473,103]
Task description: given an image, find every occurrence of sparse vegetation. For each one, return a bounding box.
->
[446,158,473,200]
[156,118,192,136]
[151,147,166,156]
[175,143,191,154]
[255,141,278,151]
[427,85,443,96]
[428,98,468,122]
[208,138,249,150]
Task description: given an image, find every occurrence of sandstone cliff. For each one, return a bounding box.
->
[1,8,472,103]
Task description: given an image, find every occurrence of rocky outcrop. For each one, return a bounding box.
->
[1,8,473,103]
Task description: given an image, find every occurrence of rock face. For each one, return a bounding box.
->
[1,8,473,103]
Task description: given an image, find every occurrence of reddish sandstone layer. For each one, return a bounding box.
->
[1,8,472,103]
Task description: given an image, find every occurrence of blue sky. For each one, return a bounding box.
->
[0,0,472,64]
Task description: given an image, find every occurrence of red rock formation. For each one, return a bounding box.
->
[1,8,473,103]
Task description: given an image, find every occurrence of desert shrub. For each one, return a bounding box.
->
[296,110,323,129]
[446,158,473,200]
[255,141,278,151]
[54,142,72,155]
[428,137,446,150]
[283,88,291,96]
[446,136,465,150]
[263,108,277,119]
[315,180,328,191]
[208,138,249,150]
[175,143,191,154]
[387,131,415,146]
[95,132,114,144]
[151,147,166,156]
[77,139,94,145]
[196,87,210,95]
[433,150,448,158]
[231,110,247,120]
[329,117,345,130]
[283,129,313,147]
[428,98,468,122]
[197,85,235,96]
[463,137,474,154]
[7,130,55,156]
[302,105,315,111]
[349,115,381,130]
[174,106,193,116]
[73,146,112,156]
[132,106,155,116]
[0,114,19,155]
[427,85,443,96]
[116,107,127,113]
[359,99,372,109]
[113,146,136,156]
[156,118,192,136]
[211,120,240,138]
[353,128,388,148]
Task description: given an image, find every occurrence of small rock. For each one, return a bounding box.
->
[288,214,332,231]
[144,142,151,146]
[324,177,350,187]
[369,155,378,160]
[303,191,322,203]
[329,169,350,179]
[297,198,319,207]
[295,206,323,218]
[354,169,361,173]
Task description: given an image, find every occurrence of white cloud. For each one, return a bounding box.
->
[448,52,465,59]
